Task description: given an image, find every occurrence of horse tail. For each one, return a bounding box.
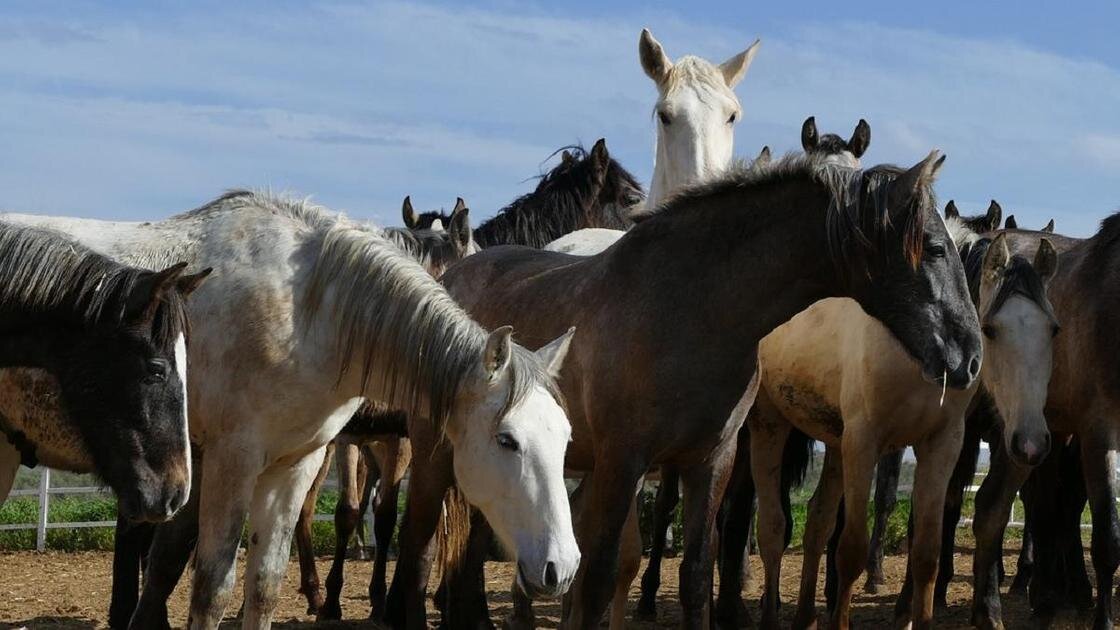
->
[436,484,472,579]
[782,427,816,489]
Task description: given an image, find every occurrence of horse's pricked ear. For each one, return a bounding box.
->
[986,200,1003,232]
[590,139,610,177]
[536,327,575,379]
[983,233,1011,277]
[452,197,467,214]
[1005,215,1018,229]
[944,200,960,219]
[483,326,514,378]
[448,207,473,257]
[719,38,760,88]
[176,267,213,297]
[402,196,418,229]
[1034,238,1059,284]
[756,145,771,166]
[1042,219,1055,233]
[849,119,871,158]
[801,117,819,151]
[126,262,188,323]
[639,28,673,85]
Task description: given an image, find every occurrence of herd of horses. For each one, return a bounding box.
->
[0,26,1116,630]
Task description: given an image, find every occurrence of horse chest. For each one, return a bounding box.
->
[0,369,92,472]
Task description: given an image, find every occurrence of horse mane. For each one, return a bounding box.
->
[382,226,462,276]
[647,152,929,272]
[959,236,1057,324]
[473,145,637,248]
[0,222,189,346]
[1087,211,1120,269]
[194,191,560,428]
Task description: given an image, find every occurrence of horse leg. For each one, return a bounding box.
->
[824,499,843,615]
[1057,438,1092,611]
[636,467,679,620]
[182,445,259,630]
[566,458,647,630]
[296,441,333,615]
[608,493,641,630]
[829,435,876,630]
[320,440,361,621]
[353,444,377,557]
[1079,430,1119,630]
[677,441,737,630]
[109,516,155,628]
[369,437,409,618]
[793,447,844,630]
[129,458,200,630]
[968,441,1031,630]
[865,449,902,594]
[901,422,962,629]
[240,447,328,629]
[0,438,18,502]
[715,424,755,628]
[749,396,791,630]
[385,431,454,630]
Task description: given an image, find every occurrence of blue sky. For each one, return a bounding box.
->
[2,1,1118,236]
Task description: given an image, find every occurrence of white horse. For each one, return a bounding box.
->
[751,222,1058,629]
[1,191,580,630]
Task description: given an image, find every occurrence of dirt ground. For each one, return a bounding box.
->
[0,545,1101,628]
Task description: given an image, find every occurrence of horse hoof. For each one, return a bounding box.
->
[970,609,1004,630]
[500,614,534,630]
[317,602,343,622]
[864,579,881,594]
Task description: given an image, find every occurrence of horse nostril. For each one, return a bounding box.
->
[967,356,981,379]
[544,562,559,589]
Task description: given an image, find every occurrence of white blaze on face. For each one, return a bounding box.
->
[174,333,191,493]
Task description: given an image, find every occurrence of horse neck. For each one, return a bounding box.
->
[0,323,68,372]
[612,185,841,353]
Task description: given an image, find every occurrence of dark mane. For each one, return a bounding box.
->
[1087,211,1120,269]
[473,145,641,248]
[960,237,1057,323]
[649,153,929,274]
[0,222,189,346]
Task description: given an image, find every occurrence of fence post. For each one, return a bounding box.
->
[36,468,50,552]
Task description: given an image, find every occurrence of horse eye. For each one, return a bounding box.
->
[496,433,520,452]
[927,245,947,258]
[658,111,671,126]
[727,112,738,124]
[1051,325,1060,338]
[147,359,169,381]
[982,325,997,340]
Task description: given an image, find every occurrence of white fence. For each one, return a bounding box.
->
[1,468,359,552]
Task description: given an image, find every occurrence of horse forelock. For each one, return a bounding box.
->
[962,238,1058,326]
[659,55,734,102]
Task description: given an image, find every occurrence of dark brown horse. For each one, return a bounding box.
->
[435,151,980,628]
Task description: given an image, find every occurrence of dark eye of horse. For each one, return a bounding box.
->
[658,111,671,126]
[982,325,997,340]
[496,433,519,452]
[927,244,947,258]
[727,112,737,124]
[1051,325,1060,338]
[147,359,169,382]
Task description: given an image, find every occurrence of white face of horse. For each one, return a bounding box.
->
[640,29,760,211]
[977,235,1059,467]
[447,327,579,598]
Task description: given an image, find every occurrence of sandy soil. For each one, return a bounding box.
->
[0,546,1099,628]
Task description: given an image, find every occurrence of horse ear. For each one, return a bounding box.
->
[986,200,1003,232]
[1034,238,1059,284]
[448,207,473,257]
[849,119,871,158]
[176,267,213,297]
[590,138,610,175]
[536,327,575,379]
[891,150,943,205]
[944,200,960,220]
[719,38,760,88]
[756,145,771,166]
[452,197,466,214]
[983,233,1011,278]
[1005,215,1018,229]
[801,117,819,151]
[126,262,188,323]
[483,326,514,378]
[1042,219,1055,233]
[402,196,418,229]
[639,28,673,85]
